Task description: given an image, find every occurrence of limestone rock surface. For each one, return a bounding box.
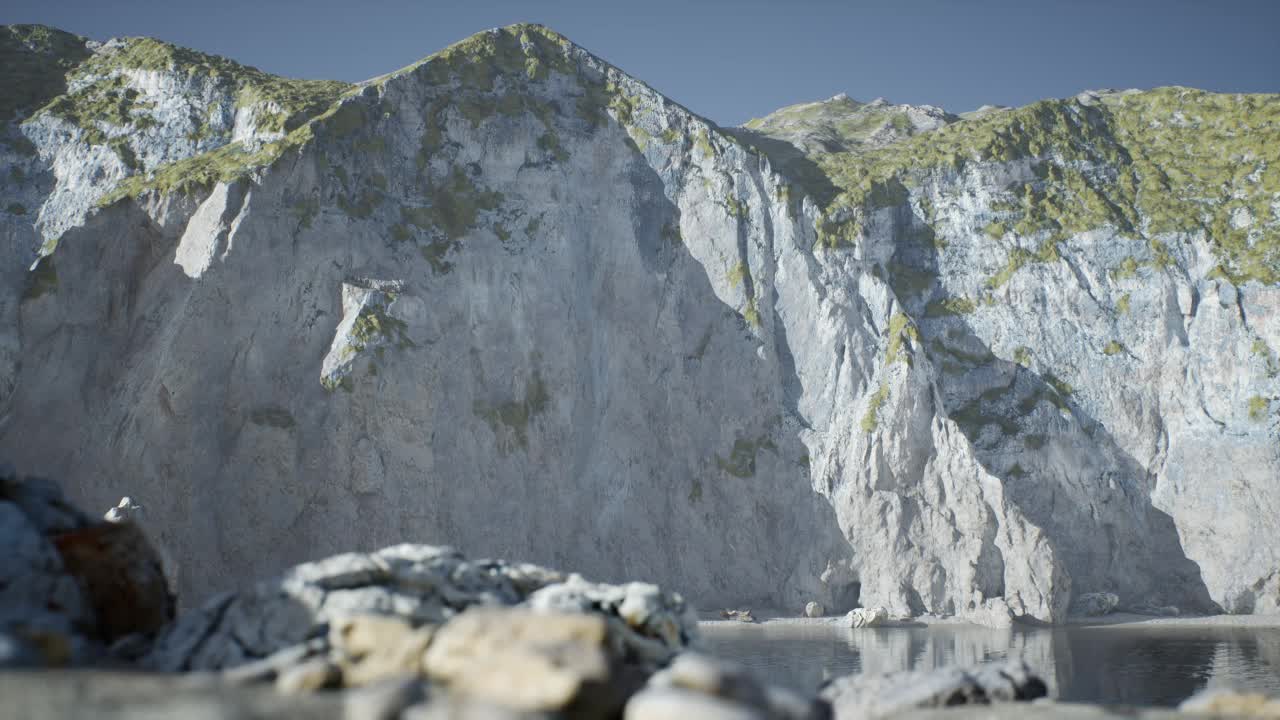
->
[1,22,1278,625]
[846,608,889,628]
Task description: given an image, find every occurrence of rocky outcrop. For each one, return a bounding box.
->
[1,22,1278,626]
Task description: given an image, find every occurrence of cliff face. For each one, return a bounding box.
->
[0,23,1276,622]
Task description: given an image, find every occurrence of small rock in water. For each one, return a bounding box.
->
[845,607,888,628]
[804,602,824,618]
[1071,592,1120,617]
[720,609,756,623]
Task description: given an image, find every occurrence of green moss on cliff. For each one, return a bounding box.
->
[715,435,776,478]
[474,372,551,450]
[925,296,976,317]
[408,24,574,92]
[742,298,761,329]
[724,194,746,219]
[22,257,57,300]
[1248,395,1270,421]
[73,36,350,132]
[1252,339,1279,378]
[788,88,1280,284]
[861,382,890,433]
[404,165,503,241]
[38,74,155,146]
[537,130,569,162]
[350,304,412,352]
[885,312,919,366]
[98,139,273,202]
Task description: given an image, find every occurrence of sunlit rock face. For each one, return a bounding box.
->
[1,23,1277,623]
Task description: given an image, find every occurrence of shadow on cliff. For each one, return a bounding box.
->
[722,128,841,208]
[597,131,857,613]
[883,204,1220,614]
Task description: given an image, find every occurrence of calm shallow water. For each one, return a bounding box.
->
[699,623,1280,707]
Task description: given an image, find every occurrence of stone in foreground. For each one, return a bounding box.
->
[143,543,697,673]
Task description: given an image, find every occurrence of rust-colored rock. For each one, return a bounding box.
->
[52,520,174,642]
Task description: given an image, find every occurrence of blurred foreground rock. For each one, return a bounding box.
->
[1179,688,1280,717]
[143,544,697,673]
[0,469,172,667]
[820,659,1047,720]
[628,652,830,720]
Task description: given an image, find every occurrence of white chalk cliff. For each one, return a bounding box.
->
[1,23,1276,624]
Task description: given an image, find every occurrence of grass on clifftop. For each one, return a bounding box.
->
[778,87,1280,285]
[69,36,352,134]
[96,24,573,206]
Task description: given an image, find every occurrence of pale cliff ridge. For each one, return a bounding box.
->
[0,23,1276,624]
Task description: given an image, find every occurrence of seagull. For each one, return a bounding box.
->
[104,496,142,523]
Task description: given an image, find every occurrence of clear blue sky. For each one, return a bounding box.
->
[4,0,1278,125]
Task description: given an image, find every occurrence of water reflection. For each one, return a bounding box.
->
[698,623,1280,707]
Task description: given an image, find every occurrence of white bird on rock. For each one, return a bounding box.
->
[103,496,142,523]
